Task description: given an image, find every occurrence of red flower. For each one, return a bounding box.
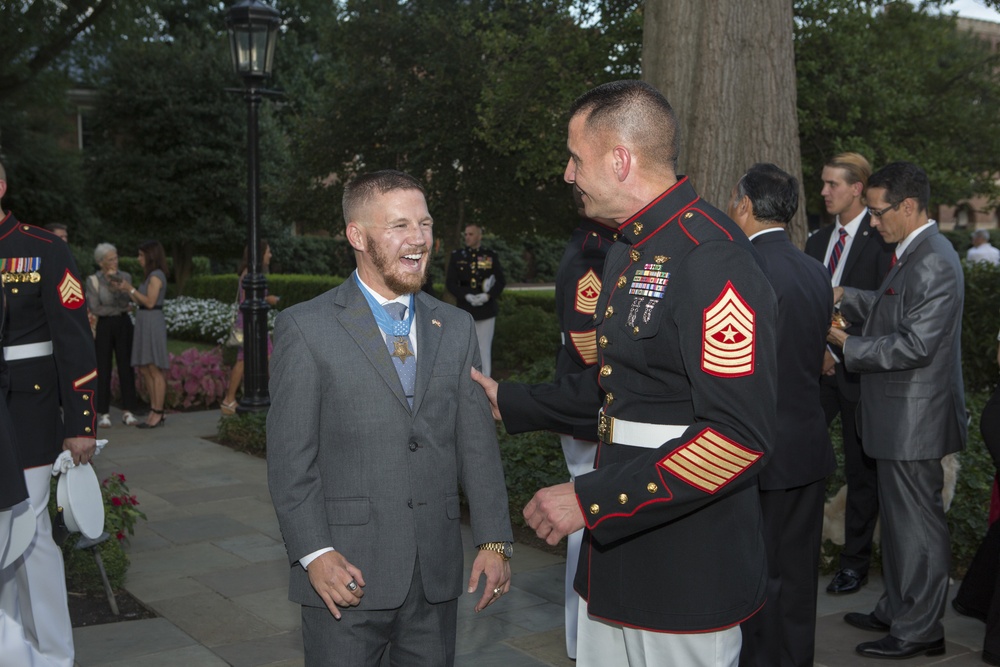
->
[117,473,126,482]
[116,531,125,541]
[111,496,123,507]
[129,495,139,506]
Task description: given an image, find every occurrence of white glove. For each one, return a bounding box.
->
[51,439,108,476]
[483,275,496,292]
[468,293,489,307]
[477,293,490,304]
[465,293,477,305]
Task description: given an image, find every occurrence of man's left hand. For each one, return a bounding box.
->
[523,482,585,546]
[468,550,511,612]
[827,326,848,348]
[64,437,97,465]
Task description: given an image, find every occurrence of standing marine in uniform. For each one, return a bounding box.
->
[446,224,505,377]
[552,187,616,660]
[0,161,98,667]
[474,80,778,666]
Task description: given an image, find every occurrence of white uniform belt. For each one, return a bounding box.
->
[597,411,688,449]
[3,341,54,361]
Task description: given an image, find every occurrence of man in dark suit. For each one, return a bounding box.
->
[267,170,513,666]
[729,164,834,667]
[829,161,966,660]
[805,152,894,595]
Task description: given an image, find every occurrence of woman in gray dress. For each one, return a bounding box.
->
[116,240,169,428]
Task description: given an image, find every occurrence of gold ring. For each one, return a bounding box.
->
[492,587,501,597]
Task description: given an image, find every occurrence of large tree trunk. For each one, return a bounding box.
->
[642,0,808,247]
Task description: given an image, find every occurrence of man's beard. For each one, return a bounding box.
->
[368,234,427,295]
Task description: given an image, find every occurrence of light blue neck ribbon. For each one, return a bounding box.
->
[354,272,414,337]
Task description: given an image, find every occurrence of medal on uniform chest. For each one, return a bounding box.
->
[470,254,478,290]
[392,336,414,363]
[0,256,42,284]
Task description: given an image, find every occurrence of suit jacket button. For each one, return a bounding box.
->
[409,442,418,452]
[407,499,413,508]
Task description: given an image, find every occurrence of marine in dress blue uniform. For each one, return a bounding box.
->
[552,205,616,659]
[445,225,505,377]
[0,167,98,667]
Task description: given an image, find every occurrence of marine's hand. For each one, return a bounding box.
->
[468,550,511,612]
[822,349,836,376]
[523,482,584,546]
[306,551,365,620]
[470,367,501,420]
[63,437,97,465]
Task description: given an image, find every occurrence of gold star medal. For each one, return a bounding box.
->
[392,337,414,364]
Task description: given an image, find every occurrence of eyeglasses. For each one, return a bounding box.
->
[869,202,900,219]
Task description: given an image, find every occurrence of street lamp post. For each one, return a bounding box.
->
[225,0,280,412]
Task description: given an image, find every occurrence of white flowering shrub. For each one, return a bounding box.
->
[163,296,277,345]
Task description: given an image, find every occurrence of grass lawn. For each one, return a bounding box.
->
[167,338,218,355]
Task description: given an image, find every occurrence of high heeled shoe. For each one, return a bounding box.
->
[136,409,166,429]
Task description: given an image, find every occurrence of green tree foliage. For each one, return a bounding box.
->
[796,1,1000,217]
[281,0,642,246]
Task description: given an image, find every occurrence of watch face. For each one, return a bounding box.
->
[503,542,513,558]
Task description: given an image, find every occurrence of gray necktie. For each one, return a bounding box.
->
[382,302,415,408]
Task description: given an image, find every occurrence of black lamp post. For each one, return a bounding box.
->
[226,0,280,412]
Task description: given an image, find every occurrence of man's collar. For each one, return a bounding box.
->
[835,208,867,236]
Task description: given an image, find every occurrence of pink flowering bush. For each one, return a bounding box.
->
[111,347,230,410]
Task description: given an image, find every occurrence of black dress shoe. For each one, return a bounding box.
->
[827,567,868,594]
[984,649,1000,666]
[856,635,945,659]
[953,598,989,622]
[844,612,891,632]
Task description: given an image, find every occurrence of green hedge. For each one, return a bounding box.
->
[182,273,347,309]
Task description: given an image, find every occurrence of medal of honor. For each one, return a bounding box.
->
[392,337,414,364]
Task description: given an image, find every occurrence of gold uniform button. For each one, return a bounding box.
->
[613,233,618,241]
[599,335,608,349]
[84,427,92,433]
[633,221,643,235]
[617,275,627,288]
[11,288,17,294]
[22,226,29,231]
[684,212,694,219]
[83,410,91,416]
[647,483,658,493]
[633,326,640,335]
[600,364,612,377]
[589,504,600,515]
[34,384,41,391]
[605,393,614,405]
[630,249,640,262]
[618,493,628,504]
[82,394,89,400]
[605,305,614,318]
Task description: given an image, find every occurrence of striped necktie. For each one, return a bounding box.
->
[828,228,848,276]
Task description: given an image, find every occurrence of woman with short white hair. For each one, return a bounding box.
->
[85,243,140,427]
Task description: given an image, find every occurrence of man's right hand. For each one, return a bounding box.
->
[471,367,502,421]
[306,551,365,620]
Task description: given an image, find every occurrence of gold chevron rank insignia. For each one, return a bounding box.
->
[658,428,761,494]
[58,270,85,309]
[701,281,754,378]
[568,329,599,365]
[575,269,601,315]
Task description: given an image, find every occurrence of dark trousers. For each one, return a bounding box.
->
[740,478,827,667]
[95,314,138,414]
[300,558,457,667]
[820,375,878,573]
[955,513,1000,655]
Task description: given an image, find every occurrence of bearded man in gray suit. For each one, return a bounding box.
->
[828,161,966,661]
[267,170,513,666]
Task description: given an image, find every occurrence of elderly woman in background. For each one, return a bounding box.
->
[115,240,169,428]
[85,243,140,427]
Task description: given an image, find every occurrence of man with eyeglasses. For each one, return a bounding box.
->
[827,161,965,660]
[805,152,894,597]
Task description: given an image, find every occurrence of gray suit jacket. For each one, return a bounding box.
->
[267,277,512,610]
[839,225,966,460]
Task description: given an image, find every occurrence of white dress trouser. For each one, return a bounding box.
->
[559,434,598,660]
[473,317,495,378]
[0,466,74,667]
[577,603,741,667]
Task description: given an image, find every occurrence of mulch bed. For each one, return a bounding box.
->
[68,589,157,628]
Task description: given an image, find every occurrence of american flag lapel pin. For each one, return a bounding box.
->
[432,319,442,327]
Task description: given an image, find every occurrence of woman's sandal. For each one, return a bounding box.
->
[220,400,238,416]
[137,408,166,429]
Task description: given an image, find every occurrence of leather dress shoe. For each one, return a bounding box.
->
[827,567,868,594]
[984,649,1000,666]
[844,612,891,632]
[953,598,989,622]
[856,635,945,659]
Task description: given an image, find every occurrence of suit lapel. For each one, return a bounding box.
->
[872,225,938,308]
[336,279,411,410]
[839,213,874,281]
[411,293,442,415]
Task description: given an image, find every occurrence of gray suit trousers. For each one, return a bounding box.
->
[873,459,950,642]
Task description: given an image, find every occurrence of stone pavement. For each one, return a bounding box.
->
[73,408,991,666]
